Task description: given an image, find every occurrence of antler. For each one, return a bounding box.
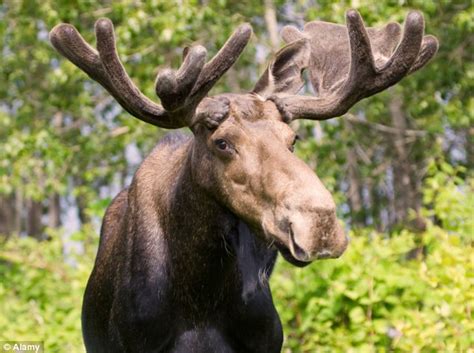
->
[269,10,438,121]
[50,19,252,128]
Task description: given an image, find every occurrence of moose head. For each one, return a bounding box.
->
[50,10,437,266]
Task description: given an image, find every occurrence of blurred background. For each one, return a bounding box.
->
[0,0,472,352]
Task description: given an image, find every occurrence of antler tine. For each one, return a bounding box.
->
[270,9,438,122]
[191,24,253,100]
[345,10,376,83]
[408,35,439,74]
[374,11,423,88]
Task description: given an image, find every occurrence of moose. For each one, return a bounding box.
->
[50,9,437,353]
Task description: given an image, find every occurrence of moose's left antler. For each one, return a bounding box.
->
[257,10,438,121]
[50,19,252,128]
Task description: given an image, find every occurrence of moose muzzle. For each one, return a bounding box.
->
[287,207,348,262]
[263,204,348,266]
[261,158,349,266]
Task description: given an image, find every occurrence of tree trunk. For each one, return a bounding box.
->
[0,195,15,237]
[77,194,90,225]
[26,199,43,239]
[264,0,279,52]
[48,194,61,228]
[389,94,418,225]
[14,189,22,234]
[346,143,365,226]
[0,192,24,238]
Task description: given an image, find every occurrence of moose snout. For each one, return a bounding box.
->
[260,156,349,264]
[286,207,348,262]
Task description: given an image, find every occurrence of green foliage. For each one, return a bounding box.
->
[423,159,474,236]
[0,229,95,352]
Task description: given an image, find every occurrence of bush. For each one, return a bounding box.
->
[0,232,94,352]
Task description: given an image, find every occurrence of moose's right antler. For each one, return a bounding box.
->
[266,10,438,121]
[50,19,252,128]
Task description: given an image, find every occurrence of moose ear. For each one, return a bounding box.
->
[253,38,310,98]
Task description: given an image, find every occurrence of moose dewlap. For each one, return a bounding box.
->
[50,9,437,353]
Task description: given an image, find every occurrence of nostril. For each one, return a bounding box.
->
[288,223,309,261]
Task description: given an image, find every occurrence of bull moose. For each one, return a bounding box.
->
[50,9,437,353]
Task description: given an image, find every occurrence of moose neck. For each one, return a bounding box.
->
[163,142,239,306]
[125,135,275,317]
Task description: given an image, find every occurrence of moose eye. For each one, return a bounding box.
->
[289,134,300,152]
[215,139,228,151]
[293,135,300,145]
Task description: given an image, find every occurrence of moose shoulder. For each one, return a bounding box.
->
[50,9,437,353]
